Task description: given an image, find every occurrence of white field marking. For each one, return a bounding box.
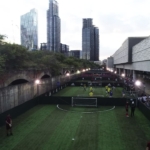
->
[57,105,115,113]
[76,94,104,97]
[94,95,104,97]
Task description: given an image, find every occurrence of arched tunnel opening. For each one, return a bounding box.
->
[71,70,75,74]
[8,79,29,86]
[41,74,50,79]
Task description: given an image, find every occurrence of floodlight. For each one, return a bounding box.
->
[135,80,141,86]
[121,73,125,77]
[66,73,70,76]
[35,79,40,84]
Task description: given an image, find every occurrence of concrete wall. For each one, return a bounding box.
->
[116,59,150,72]
[113,37,146,65]
[113,39,128,64]
[0,73,79,114]
[0,70,52,88]
[133,36,150,62]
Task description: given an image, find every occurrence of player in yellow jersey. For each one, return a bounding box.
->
[105,85,108,93]
[90,86,93,92]
[107,87,111,95]
[89,91,93,97]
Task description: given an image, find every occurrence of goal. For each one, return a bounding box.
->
[71,97,97,107]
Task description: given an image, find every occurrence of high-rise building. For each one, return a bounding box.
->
[47,0,61,52]
[40,43,47,50]
[20,9,38,50]
[69,50,81,59]
[60,43,69,56]
[82,18,99,61]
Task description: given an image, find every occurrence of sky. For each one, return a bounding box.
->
[0,0,150,60]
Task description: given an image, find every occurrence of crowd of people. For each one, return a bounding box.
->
[138,95,150,107]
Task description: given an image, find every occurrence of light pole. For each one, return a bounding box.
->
[35,79,40,96]
[35,79,41,104]
[134,80,142,106]
[121,73,125,78]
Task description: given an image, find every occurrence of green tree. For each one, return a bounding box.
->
[0,34,7,45]
[0,35,99,75]
[0,55,6,73]
[0,43,29,70]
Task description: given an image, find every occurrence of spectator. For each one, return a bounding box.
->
[130,101,135,117]
[6,114,13,136]
[138,96,142,101]
[125,101,129,117]
[142,95,147,103]
[146,141,150,150]
[146,96,150,107]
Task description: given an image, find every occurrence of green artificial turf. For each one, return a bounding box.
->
[0,105,150,150]
[53,86,123,97]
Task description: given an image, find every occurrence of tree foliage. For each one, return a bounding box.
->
[0,34,7,45]
[0,34,99,76]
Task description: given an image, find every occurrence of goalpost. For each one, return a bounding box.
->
[71,97,97,107]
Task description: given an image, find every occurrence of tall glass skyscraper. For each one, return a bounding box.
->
[20,9,38,50]
[47,0,61,52]
[82,18,99,61]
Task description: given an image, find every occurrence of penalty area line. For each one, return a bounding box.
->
[56,105,115,113]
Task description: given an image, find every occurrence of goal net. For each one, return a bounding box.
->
[72,97,97,107]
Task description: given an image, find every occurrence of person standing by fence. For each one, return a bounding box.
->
[131,101,135,117]
[6,114,13,136]
[146,141,150,150]
[125,101,129,117]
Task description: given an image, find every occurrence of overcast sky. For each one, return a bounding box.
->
[0,0,150,60]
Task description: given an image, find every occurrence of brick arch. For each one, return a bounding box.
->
[38,72,52,79]
[71,69,75,73]
[4,74,31,87]
[64,70,70,74]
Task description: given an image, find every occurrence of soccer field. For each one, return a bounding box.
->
[0,105,150,150]
[53,86,123,97]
